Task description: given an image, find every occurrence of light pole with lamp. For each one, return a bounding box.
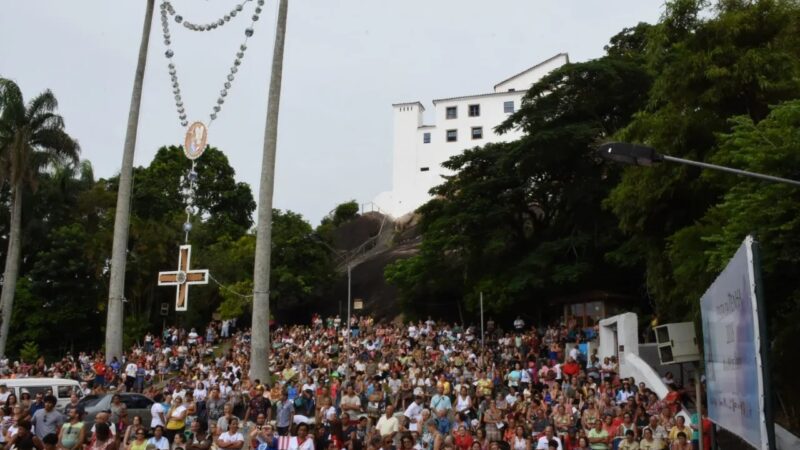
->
[599,141,792,450]
[597,142,800,187]
[305,233,357,381]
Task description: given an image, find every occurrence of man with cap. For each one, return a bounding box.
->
[402,396,424,432]
[293,390,315,425]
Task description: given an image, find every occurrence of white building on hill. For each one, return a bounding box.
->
[374,53,569,218]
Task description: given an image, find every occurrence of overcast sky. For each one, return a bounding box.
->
[1,1,665,225]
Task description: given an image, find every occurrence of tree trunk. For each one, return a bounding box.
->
[251,0,289,382]
[105,0,154,362]
[0,184,24,357]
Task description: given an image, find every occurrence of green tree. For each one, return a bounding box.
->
[315,200,361,244]
[664,100,800,421]
[605,0,800,320]
[214,210,335,323]
[0,79,79,356]
[123,145,255,331]
[387,34,653,318]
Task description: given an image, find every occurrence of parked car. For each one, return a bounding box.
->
[2,378,83,412]
[78,393,154,425]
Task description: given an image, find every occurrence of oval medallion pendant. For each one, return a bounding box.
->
[183,121,208,160]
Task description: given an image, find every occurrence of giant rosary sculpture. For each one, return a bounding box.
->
[156,0,265,312]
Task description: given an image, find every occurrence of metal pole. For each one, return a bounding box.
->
[711,424,717,450]
[250,0,289,383]
[662,155,800,187]
[750,239,777,450]
[480,292,484,348]
[105,0,155,363]
[346,264,352,380]
[695,362,704,450]
[480,292,484,369]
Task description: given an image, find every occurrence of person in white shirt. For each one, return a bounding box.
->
[454,387,472,414]
[0,384,9,404]
[216,419,244,450]
[90,412,117,436]
[535,426,562,450]
[375,405,399,438]
[148,426,170,450]
[569,346,580,363]
[188,329,199,346]
[288,423,314,450]
[505,391,517,407]
[403,397,423,431]
[150,394,167,430]
[340,386,362,413]
[193,382,208,402]
[125,361,138,392]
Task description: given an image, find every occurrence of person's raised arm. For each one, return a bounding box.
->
[5,433,18,450]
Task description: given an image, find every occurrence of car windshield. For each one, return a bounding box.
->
[77,395,103,408]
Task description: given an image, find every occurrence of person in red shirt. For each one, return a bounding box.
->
[454,425,474,450]
[562,358,580,378]
[93,358,107,387]
[664,385,682,415]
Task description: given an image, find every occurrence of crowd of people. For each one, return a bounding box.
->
[0,314,710,450]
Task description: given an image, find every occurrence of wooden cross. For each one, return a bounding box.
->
[158,245,209,312]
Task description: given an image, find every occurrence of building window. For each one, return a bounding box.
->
[423,132,431,144]
[446,106,457,119]
[471,127,483,140]
[504,101,515,114]
[468,104,480,117]
[446,129,457,142]
[420,167,430,172]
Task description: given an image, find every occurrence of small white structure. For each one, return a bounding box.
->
[374,54,569,218]
[599,314,684,418]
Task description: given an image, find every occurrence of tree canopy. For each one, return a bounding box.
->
[0,144,335,357]
[387,0,800,423]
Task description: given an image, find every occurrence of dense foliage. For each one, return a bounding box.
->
[387,0,800,424]
[0,144,335,358]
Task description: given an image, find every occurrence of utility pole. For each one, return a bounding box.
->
[105,0,154,363]
[345,263,352,380]
[480,292,484,368]
[251,0,289,382]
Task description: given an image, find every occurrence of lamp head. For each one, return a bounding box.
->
[597,142,663,166]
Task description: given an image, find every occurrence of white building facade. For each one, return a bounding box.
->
[374,53,569,218]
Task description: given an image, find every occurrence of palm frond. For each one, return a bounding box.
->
[25,90,58,121]
[0,79,79,191]
[29,112,65,133]
[30,128,80,162]
[0,78,26,128]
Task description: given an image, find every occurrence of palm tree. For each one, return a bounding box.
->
[0,78,80,357]
[251,0,289,382]
[105,0,154,363]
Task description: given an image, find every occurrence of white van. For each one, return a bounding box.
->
[1,378,83,411]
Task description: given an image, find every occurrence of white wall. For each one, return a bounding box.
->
[494,53,569,93]
[374,55,568,218]
[598,312,640,376]
[599,313,690,423]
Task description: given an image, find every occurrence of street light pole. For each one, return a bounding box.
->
[598,142,800,187]
[661,154,800,187]
[346,263,352,380]
[480,291,485,369]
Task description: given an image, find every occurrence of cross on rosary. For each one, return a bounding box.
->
[158,245,208,311]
